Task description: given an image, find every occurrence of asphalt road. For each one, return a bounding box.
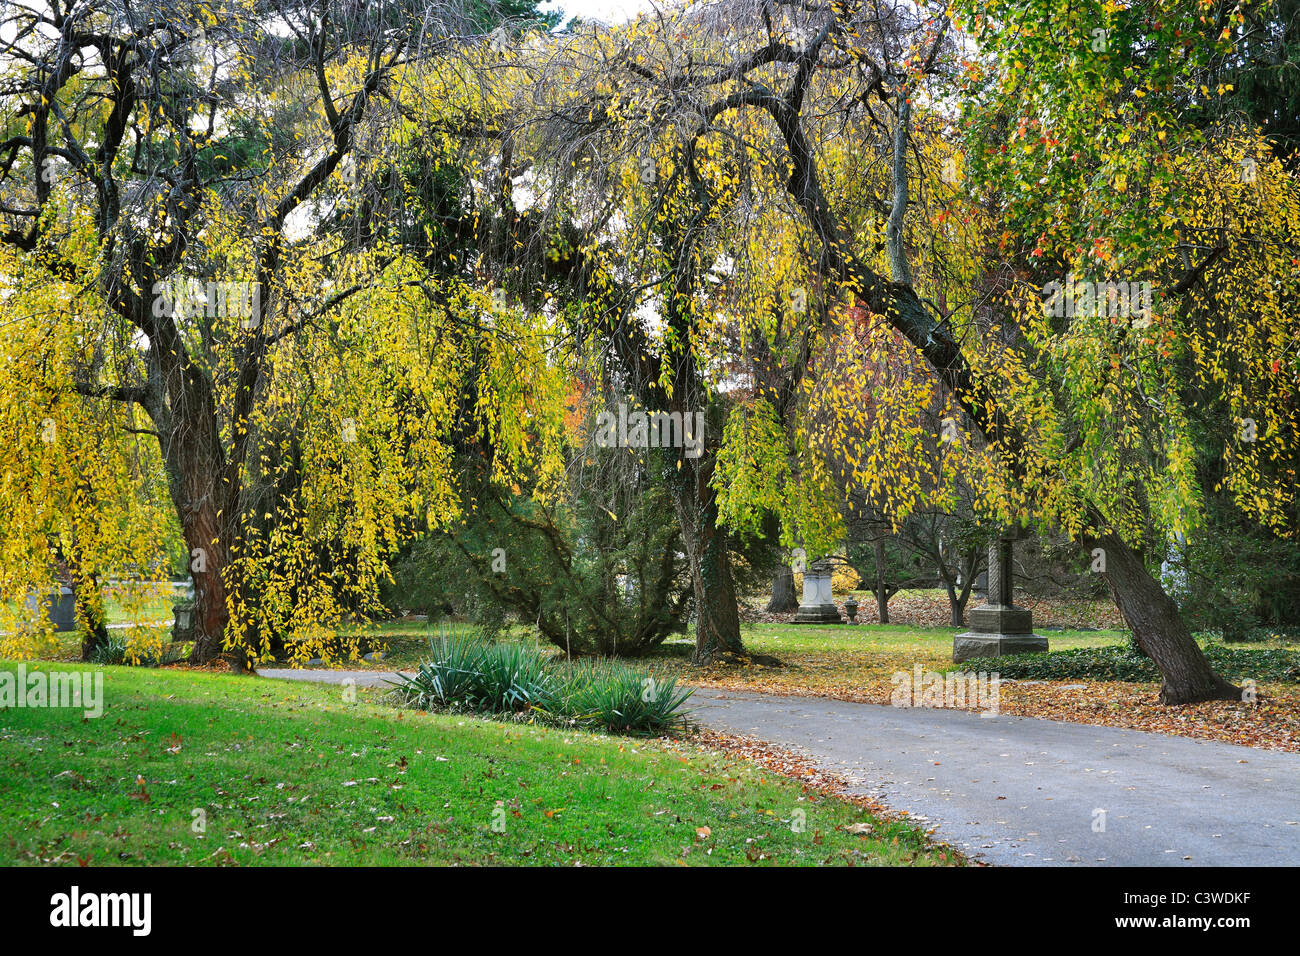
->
[686,687,1300,866]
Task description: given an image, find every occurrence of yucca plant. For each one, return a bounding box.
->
[468,641,559,714]
[88,632,183,667]
[88,633,132,665]
[392,630,490,710]
[556,659,693,735]
[393,630,559,715]
[395,632,693,735]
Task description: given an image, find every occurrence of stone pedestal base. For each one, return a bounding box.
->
[794,603,843,624]
[792,558,843,624]
[953,631,1048,662]
[172,600,195,643]
[952,536,1048,662]
[969,605,1033,634]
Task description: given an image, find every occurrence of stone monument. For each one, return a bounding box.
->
[26,585,76,632]
[793,558,842,624]
[172,579,196,643]
[953,535,1047,661]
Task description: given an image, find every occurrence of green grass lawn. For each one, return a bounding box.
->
[335,619,1134,673]
[26,616,1137,670]
[0,662,959,866]
[341,616,1300,672]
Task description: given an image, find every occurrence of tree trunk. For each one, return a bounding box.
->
[935,557,963,626]
[674,455,745,665]
[690,530,742,665]
[943,582,967,627]
[77,580,109,661]
[939,548,979,627]
[155,369,241,669]
[175,482,234,667]
[954,548,980,626]
[58,544,108,661]
[1095,533,1240,704]
[766,565,798,613]
[874,538,889,624]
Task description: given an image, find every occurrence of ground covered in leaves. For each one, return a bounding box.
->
[670,626,1300,755]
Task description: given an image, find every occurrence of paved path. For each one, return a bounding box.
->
[688,688,1300,867]
[257,668,1300,866]
[258,668,407,687]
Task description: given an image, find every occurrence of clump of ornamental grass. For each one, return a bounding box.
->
[393,631,691,735]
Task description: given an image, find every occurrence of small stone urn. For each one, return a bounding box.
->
[844,596,859,624]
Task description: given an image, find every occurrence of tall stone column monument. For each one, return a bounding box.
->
[953,535,1047,662]
[793,558,843,624]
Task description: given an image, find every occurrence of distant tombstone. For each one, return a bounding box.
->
[844,596,860,624]
[172,579,196,643]
[172,599,196,642]
[26,585,76,631]
[793,558,842,624]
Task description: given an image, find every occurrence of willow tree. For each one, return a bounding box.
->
[0,0,566,667]
[528,0,1297,702]
[0,256,178,660]
[950,0,1299,698]
[449,24,768,664]
[518,3,972,658]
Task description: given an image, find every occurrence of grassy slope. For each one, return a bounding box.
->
[0,663,957,867]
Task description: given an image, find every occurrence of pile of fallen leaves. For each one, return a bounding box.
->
[995,681,1300,752]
